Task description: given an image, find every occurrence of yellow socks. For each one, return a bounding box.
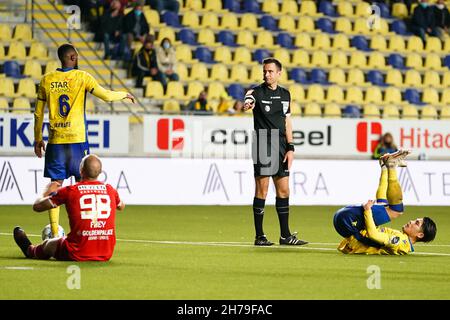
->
[49,207,60,237]
[376,167,388,202]
[387,167,403,210]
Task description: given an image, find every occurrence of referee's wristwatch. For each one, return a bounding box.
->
[287,143,295,153]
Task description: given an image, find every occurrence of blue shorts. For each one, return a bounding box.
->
[44,142,90,180]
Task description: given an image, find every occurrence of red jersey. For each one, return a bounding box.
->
[50,180,122,261]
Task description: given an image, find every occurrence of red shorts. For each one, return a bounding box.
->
[54,237,73,261]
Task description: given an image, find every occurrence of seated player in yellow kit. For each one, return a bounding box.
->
[34,43,135,238]
[333,150,437,255]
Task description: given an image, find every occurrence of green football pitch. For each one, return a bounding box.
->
[0,205,449,300]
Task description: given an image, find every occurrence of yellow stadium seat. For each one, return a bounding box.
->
[371,35,387,51]
[423,71,441,88]
[324,103,341,118]
[221,12,239,30]
[273,48,291,67]
[347,69,367,86]
[163,99,181,112]
[441,89,450,105]
[332,33,350,50]
[304,103,322,117]
[421,105,438,119]
[289,84,305,103]
[313,33,331,50]
[279,15,296,32]
[310,50,328,67]
[0,24,12,41]
[189,63,208,81]
[29,42,48,59]
[211,63,229,81]
[157,27,176,43]
[440,105,450,119]
[300,1,319,16]
[349,51,367,68]
[182,11,200,28]
[406,53,423,69]
[176,63,188,81]
[281,0,298,14]
[262,0,279,14]
[373,18,390,35]
[444,38,450,52]
[330,51,348,68]
[207,82,226,100]
[176,45,194,63]
[16,78,36,98]
[145,81,165,99]
[250,65,263,83]
[0,98,9,112]
[363,105,381,119]
[185,0,202,10]
[24,60,42,79]
[186,81,204,99]
[422,88,439,105]
[45,60,59,74]
[329,68,346,85]
[442,71,450,88]
[240,13,259,31]
[292,49,310,67]
[355,1,371,17]
[392,2,409,18]
[144,9,160,27]
[388,35,406,52]
[353,18,371,35]
[230,64,249,82]
[297,16,315,32]
[424,53,442,70]
[385,69,403,87]
[337,2,353,17]
[255,31,274,49]
[198,29,217,46]
[402,105,419,119]
[12,98,31,113]
[0,44,4,59]
[406,36,424,52]
[425,37,442,53]
[365,87,383,104]
[294,33,312,49]
[384,87,402,105]
[13,24,32,41]
[166,81,185,99]
[335,17,352,33]
[214,46,232,64]
[404,69,422,87]
[326,85,345,103]
[233,47,252,64]
[290,101,302,116]
[346,87,364,104]
[7,42,26,59]
[236,30,254,46]
[382,105,400,119]
[0,78,15,97]
[368,52,387,69]
[306,85,325,103]
[201,12,219,28]
[204,0,223,11]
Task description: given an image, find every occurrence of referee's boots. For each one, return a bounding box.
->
[279,232,308,246]
[254,235,274,246]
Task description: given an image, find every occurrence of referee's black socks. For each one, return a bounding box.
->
[276,197,291,238]
[253,197,266,237]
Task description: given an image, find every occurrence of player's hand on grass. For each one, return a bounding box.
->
[363,200,374,211]
[283,150,294,170]
[34,140,46,158]
[125,93,135,103]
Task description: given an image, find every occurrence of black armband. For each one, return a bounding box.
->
[287,143,295,152]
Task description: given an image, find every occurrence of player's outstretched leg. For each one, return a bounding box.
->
[381,150,410,214]
[375,158,388,204]
[13,227,52,260]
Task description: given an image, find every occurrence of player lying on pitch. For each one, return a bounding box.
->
[13,155,125,261]
[333,150,437,255]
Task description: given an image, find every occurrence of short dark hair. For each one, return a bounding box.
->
[57,43,76,62]
[418,217,437,242]
[263,58,282,71]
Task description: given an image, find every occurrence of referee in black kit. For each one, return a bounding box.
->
[244,58,308,246]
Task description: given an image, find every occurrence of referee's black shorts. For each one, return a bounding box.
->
[253,138,289,178]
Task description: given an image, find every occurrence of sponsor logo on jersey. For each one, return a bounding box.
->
[282,101,289,114]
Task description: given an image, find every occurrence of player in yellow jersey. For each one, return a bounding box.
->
[34,43,135,238]
[334,150,437,255]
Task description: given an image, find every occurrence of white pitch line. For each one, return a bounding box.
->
[1,233,450,256]
[2,266,34,270]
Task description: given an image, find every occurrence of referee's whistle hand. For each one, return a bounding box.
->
[34,141,46,158]
[243,102,254,111]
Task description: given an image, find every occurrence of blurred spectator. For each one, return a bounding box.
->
[146,0,180,13]
[100,0,125,60]
[105,0,130,15]
[372,133,398,159]
[156,38,179,82]
[229,100,245,116]
[123,0,150,51]
[433,0,450,39]
[131,35,165,88]
[410,0,440,43]
[187,91,212,114]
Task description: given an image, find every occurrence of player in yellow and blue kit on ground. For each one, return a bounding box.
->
[333,150,437,255]
[34,43,135,238]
